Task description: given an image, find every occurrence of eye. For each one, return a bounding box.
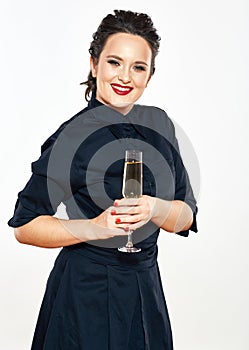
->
[134,65,146,72]
[107,59,120,67]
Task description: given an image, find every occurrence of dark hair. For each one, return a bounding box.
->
[81,9,161,101]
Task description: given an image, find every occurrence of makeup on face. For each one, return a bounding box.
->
[110,83,133,96]
[90,33,152,115]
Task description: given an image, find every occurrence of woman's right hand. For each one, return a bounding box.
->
[87,206,129,240]
[14,207,128,248]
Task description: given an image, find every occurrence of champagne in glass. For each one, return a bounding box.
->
[118,150,142,253]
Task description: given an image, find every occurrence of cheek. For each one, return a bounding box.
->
[97,64,117,82]
[134,75,150,89]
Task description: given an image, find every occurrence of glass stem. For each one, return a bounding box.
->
[126,230,133,248]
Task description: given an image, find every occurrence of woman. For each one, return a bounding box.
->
[8,10,198,350]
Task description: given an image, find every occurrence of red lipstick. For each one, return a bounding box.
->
[111,83,133,96]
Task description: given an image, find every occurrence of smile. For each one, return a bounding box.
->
[111,84,133,96]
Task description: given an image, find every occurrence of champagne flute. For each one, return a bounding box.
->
[118,150,142,253]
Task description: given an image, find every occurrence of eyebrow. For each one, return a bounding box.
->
[106,55,148,66]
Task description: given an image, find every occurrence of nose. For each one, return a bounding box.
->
[118,66,131,84]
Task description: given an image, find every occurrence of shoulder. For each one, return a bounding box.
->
[136,104,174,124]
[40,106,89,153]
[134,104,176,139]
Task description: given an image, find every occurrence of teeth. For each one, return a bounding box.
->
[112,85,131,92]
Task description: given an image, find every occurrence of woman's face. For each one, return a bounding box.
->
[90,32,152,115]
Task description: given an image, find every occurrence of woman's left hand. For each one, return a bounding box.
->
[112,195,193,233]
[111,195,157,231]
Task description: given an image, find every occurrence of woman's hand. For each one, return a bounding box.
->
[14,197,193,248]
[111,195,157,231]
[60,206,129,242]
[89,206,129,239]
[14,208,129,249]
[112,195,193,233]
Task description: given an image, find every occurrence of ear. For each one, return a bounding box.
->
[90,56,97,78]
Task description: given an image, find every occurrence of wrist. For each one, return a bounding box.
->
[150,197,172,227]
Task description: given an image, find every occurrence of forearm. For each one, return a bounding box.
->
[14,209,127,248]
[151,199,193,233]
[14,216,82,248]
[113,196,194,233]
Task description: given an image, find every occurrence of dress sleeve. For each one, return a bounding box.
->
[170,120,198,237]
[8,132,67,228]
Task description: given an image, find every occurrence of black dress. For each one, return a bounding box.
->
[8,95,198,349]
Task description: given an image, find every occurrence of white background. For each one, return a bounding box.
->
[1,0,249,349]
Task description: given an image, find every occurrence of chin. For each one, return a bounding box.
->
[109,101,133,114]
[113,100,132,107]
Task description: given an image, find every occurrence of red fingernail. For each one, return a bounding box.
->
[114,201,118,207]
[115,218,121,224]
[111,210,116,215]
[124,226,130,232]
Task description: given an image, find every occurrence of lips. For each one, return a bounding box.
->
[111,83,133,96]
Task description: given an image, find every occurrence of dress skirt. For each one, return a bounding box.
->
[31,243,173,350]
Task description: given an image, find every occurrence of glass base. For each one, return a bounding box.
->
[118,246,141,253]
